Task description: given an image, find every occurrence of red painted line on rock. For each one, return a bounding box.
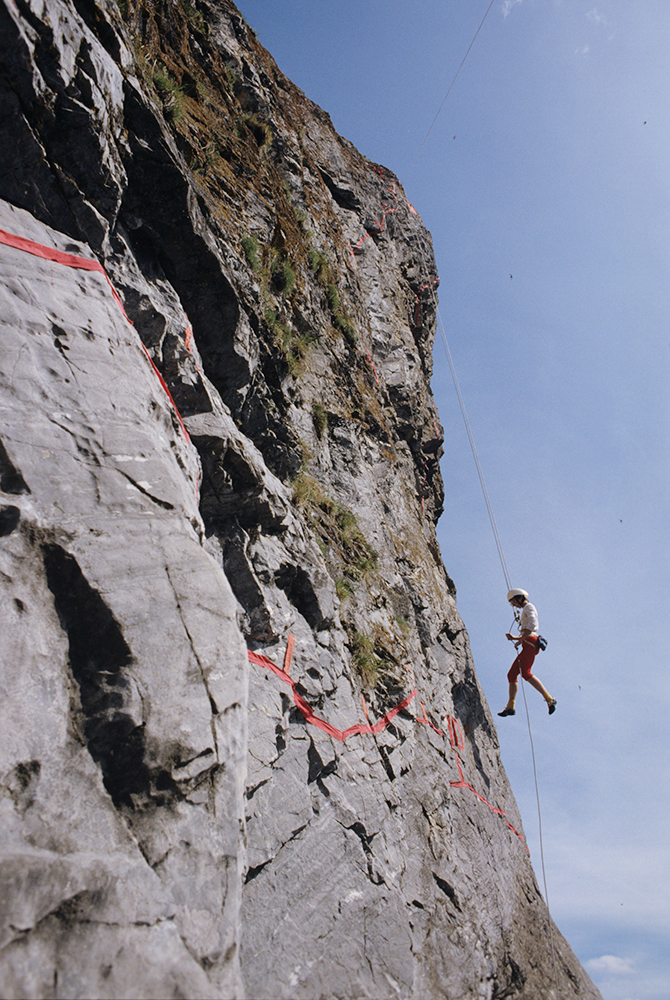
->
[3,226,523,844]
[366,352,380,384]
[248,642,526,848]
[352,206,399,252]
[0,227,131,319]
[0,227,190,442]
[283,632,296,674]
[447,714,465,750]
[137,343,190,442]
[248,646,417,742]
[450,758,528,851]
[416,700,444,737]
[413,278,440,328]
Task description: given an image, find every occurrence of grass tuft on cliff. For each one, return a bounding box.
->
[242,235,262,273]
[152,65,187,123]
[349,632,383,687]
[292,474,378,588]
[312,402,328,437]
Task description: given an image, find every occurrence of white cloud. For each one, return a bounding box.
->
[576,45,590,56]
[501,0,523,18]
[585,955,635,976]
[587,8,608,27]
[586,7,615,41]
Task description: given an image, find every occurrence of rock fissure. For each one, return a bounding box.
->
[119,469,175,510]
[164,562,221,769]
[432,873,462,913]
[244,820,309,884]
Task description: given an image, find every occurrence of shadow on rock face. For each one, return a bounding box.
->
[0,505,21,536]
[41,542,177,809]
[0,439,30,495]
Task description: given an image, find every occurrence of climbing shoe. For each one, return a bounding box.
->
[548,699,557,715]
[498,708,515,717]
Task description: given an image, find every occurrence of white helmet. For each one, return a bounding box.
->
[507,589,529,603]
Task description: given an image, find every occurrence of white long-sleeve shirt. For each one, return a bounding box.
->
[519,602,539,634]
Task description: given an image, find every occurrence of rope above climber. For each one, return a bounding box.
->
[498,590,557,718]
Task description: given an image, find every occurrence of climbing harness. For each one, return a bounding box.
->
[508,603,547,651]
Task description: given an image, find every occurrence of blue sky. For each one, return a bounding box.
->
[237,3,670,997]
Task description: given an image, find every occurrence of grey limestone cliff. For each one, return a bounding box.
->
[0,1,601,998]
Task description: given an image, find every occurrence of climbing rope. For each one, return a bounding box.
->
[520,680,559,989]
[437,307,512,591]
[403,0,496,188]
[442,297,559,982]
[442,303,560,987]
[357,27,562,970]
[387,10,561,958]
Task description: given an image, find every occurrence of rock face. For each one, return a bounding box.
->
[0,2,600,998]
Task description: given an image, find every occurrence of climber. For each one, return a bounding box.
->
[498,590,557,717]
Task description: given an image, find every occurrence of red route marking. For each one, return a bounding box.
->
[413,278,440,328]
[0,227,190,442]
[138,344,190,442]
[4,203,524,847]
[447,714,465,750]
[5,230,524,838]
[248,647,417,742]
[1,226,526,848]
[283,632,296,674]
[0,226,128,309]
[416,700,444,737]
[450,756,528,852]
[248,640,527,848]
[352,206,399,252]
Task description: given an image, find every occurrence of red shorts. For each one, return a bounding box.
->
[507,636,539,683]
